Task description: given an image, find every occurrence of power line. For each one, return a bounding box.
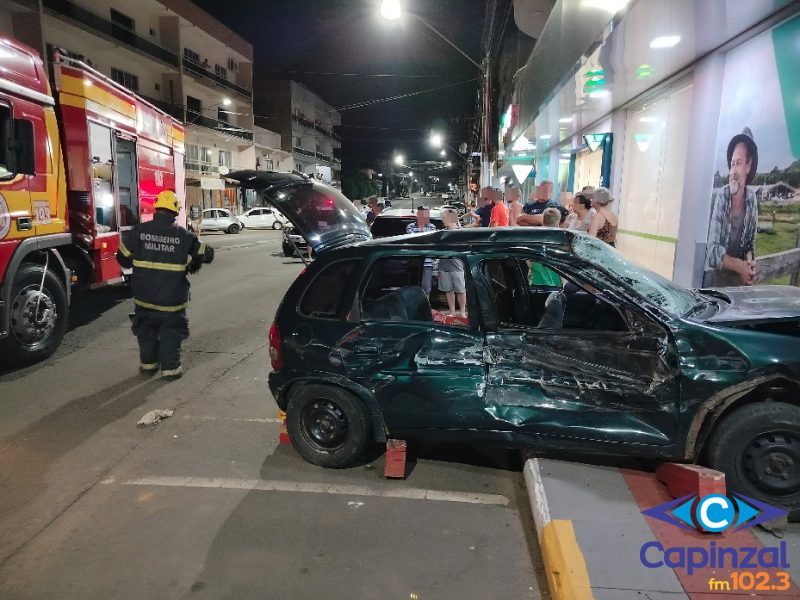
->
[255,69,449,79]
[326,77,479,113]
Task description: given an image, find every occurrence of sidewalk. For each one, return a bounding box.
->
[524,458,800,600]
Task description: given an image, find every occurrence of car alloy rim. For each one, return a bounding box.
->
[740,431,800,496]
[10,284,57,347]
[301,398,349,450]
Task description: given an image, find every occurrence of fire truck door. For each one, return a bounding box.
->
[114,136,139,228]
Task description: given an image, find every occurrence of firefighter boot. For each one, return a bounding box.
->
[160,365,183,381]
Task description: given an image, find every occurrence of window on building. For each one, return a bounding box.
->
[186,144,200,172]
[265,158,274,170]
[186,96,202,124]
[109,9,134,31]
[219,150,232,168]
[217,108,228,123]
[110,67,139,93]
[214,64,227,80]
[227,58,238,72]
[183,47,200,64]
[294,137,301,147]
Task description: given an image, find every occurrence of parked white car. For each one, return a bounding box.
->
[238,206,289,230]
[200,208,244,234]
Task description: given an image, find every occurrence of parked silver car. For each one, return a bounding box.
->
[200,208,244,234]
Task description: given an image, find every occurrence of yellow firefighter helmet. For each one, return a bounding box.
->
[154,190,179,214]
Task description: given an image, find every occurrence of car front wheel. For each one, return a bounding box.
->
[272,221,284,230]
[286,384,370,468]
[706,401,800,507]
[227,223,241,234]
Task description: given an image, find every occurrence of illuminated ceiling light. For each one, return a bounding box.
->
[540,134,551,140]
[222,98,232,106]
[581,0,629,13]
[636,64,654,79]
[512,164,533,183]
[639,116,658,123]
[380,0,402,20]
[650,35,681,49]
[558,117,574,124]
[589,89,610,98]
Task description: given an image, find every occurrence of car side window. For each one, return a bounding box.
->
[0,105,11,178]
[481,257,628,332]
[361,256,470,328]
[299,259,360,319]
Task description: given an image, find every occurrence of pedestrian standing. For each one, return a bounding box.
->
[116,190,215,380]
[439,208,467,317]
[489,188,509,226]
[406,205,438,293]
[507,186,523,226]
[588,187,618,246]
[469,187,494,227]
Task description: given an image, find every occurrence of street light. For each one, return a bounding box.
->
[378,0,480,69]
[440,149,446,157]
[430,132,443,148]
[394,154,405,166]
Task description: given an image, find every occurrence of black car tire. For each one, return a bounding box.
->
[227,224,241,234]
[282,243,294,257]
[0,262,68,366]
[286,384,370,468]
[272,221,284,230]
[706,401,800,507]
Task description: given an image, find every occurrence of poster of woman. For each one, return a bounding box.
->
[703,13,800,288]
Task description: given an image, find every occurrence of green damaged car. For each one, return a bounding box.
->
[232,171,800,507]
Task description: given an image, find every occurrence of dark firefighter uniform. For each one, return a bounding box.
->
[116,190,214,380]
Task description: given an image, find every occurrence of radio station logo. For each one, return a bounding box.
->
[643,493,786,533]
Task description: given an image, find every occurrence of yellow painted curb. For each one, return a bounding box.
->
[540,519,594,600]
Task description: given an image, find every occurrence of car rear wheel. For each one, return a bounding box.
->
[286,384,370,468]
[706,401,800,507]
[272,221,284,230]
[227,223,241,234]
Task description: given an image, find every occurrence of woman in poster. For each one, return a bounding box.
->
[703,128,759,287]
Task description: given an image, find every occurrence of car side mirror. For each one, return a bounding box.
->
[8,119,35,175]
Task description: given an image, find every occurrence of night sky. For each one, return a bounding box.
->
[191,0,485,169]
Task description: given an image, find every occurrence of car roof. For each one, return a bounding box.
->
[358,226,572,249]
[228,170,310,190]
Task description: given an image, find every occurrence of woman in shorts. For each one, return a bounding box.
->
[439,209,467,317]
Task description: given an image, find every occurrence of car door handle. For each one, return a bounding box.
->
[353,345,380,356]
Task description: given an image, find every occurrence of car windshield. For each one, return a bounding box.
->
[571,234,698,317]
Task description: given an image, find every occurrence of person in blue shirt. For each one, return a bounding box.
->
[469,187,495,227]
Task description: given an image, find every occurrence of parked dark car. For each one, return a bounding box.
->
[230,170,800,507]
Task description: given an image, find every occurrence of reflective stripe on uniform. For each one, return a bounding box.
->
[132,259,186,272]
[198,242,206,255]
[134,299,190,312]
[118,242,132,257]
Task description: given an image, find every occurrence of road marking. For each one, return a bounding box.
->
[118,475,509,506]
[181,415,282,423]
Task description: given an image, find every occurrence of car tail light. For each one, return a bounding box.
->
[268,322,283,370]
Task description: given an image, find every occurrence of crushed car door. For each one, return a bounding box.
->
[331,255,488,431]
[480,256,679,447]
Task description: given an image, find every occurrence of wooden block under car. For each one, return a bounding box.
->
[384,439,407,478]
[656,463,726,499]
[278,410,290,445]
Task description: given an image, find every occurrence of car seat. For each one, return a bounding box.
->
[537,291,565,329]
[362,286,433,322]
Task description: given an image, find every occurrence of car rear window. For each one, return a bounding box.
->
[371,217,444,238]
[299,259,359,319]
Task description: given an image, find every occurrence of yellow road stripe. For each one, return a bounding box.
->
[132,259,185,272]
[133,299,189,312]
[540,520,594,600]
[118,242,132,257]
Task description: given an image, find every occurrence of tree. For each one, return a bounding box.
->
[341,171,379,200]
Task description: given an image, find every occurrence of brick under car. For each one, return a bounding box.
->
[231,170,800,508]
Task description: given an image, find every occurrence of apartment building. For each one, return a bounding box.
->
[254,79,341,185]
[0,0,255,212]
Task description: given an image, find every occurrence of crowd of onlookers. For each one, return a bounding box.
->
[467,181,618,247]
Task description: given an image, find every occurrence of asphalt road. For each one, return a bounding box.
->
[0,229,546,600]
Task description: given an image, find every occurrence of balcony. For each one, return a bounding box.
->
[315,151,332,163]
[183,58,252,100]
[186,111,253,142]
[313,121,341,142]
[291,114,315,130]
[293,146,316,159]
[42,0,179,68]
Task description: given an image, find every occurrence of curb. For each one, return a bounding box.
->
[523,459,593,600]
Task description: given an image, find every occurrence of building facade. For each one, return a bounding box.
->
[499,0,800,288]
[0,0,256,213]
[254,79,341,185]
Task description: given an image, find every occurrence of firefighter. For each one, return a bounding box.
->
[116,190,214,380]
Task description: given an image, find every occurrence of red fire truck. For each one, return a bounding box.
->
[0,36,185,365]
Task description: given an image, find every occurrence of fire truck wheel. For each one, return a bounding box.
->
[1,262,68,366]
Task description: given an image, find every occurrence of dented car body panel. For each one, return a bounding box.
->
[259,177,800,461]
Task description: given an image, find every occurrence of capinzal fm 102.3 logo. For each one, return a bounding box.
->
[640,494,789,576]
